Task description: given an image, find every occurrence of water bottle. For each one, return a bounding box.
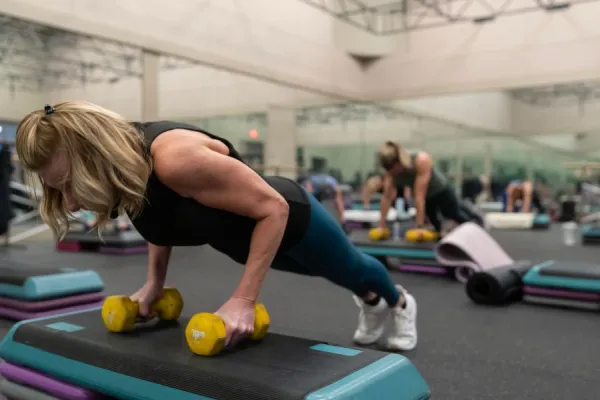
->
[562,221,577,246]
[395,198,405,217]
[392,221,401,240]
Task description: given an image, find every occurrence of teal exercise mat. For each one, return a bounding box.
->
[0,262,103,300]
[532,214,551,229]
[581,224,600,237]
[523,261,600,292]
[350,229,436,260]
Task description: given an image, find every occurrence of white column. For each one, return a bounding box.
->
[526,152,535,181]
[141,51,159,121]
[483,142,493,178]
[266,107,297,179]
[455,151,464,195]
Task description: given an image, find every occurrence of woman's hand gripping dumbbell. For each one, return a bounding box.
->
[185,302,270,356]
[101,287,184,332]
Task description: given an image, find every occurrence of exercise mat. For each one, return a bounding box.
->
[0,291,104,312]
[0,361,102,400]
[0,379,60,400]
[343,208,398,223]
[435,222,514,282]
[466,260,534,305]
[0,300,103,320]
[485,212,535,229]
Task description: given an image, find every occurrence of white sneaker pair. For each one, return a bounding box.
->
[352,285,417,351]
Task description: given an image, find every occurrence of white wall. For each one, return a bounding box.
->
[47,64,334,120]
[297,109,468,146]
[511,98,600,134]
[365,1,600,99]
[6,0,600,103]
[528,134,578,151]
[1,0,363,100]
[395,91,512,131]
[184,115,267,151]
[298,115,413,146]
[510,97,600,152]
[0,89,43,122]
[298,91,511,146]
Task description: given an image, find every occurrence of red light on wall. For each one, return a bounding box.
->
[249,129,259,139]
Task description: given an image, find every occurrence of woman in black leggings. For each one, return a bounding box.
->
[377,141,483,234]
[16,103,418,353]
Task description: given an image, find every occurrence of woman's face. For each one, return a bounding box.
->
[37,153,81,213]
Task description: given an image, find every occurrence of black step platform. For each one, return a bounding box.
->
[56,229,147,254]
[0,309,430,400]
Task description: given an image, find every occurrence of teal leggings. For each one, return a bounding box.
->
[273,193,400,306]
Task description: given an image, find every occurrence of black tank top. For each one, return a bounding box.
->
[376,175,405,198]
[128,121,311,264]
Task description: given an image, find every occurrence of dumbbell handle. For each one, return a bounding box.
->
[203,303,268,341]
[130,297,170,319]
[104,295,163,319]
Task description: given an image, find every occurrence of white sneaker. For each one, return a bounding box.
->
[387,286,418,351]
[352,295,390,345]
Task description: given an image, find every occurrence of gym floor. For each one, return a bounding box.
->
[1,227,598,400]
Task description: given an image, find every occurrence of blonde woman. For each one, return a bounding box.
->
[15,102,418,351]
[377,141,480,234]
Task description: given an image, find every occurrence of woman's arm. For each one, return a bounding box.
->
[147,243,172,285]
[334,187,345,221]
[521,181,534,213]
[361,177,379,209]
[505,185,515,212]
[378,174,395,228]
[152,130,289,302]
[413,153,433,226]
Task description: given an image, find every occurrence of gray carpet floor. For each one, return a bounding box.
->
[0,226,599,400]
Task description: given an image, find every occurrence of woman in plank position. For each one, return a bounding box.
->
[15,102,417,351]
[375,141,483,235]
[503,180,546,214]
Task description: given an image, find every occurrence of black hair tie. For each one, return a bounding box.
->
[44,104,55,115]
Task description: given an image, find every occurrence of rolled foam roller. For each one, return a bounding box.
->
[466,260,533,305]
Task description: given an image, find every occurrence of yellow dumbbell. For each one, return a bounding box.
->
[405,228,439,243]
[185,303,270,356]
[101,287,184,333]
[368,227,391,241]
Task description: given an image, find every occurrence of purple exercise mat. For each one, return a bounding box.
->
[399,264,449,275]
[99,246,148,254]
[523,285,600,302]
[0,361,103,400]
[0,301,103,321]
[0,292,104,312]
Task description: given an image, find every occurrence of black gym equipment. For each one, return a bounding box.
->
[466,260,534,305]
[350,229,436,262]
[0,309,431,400]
